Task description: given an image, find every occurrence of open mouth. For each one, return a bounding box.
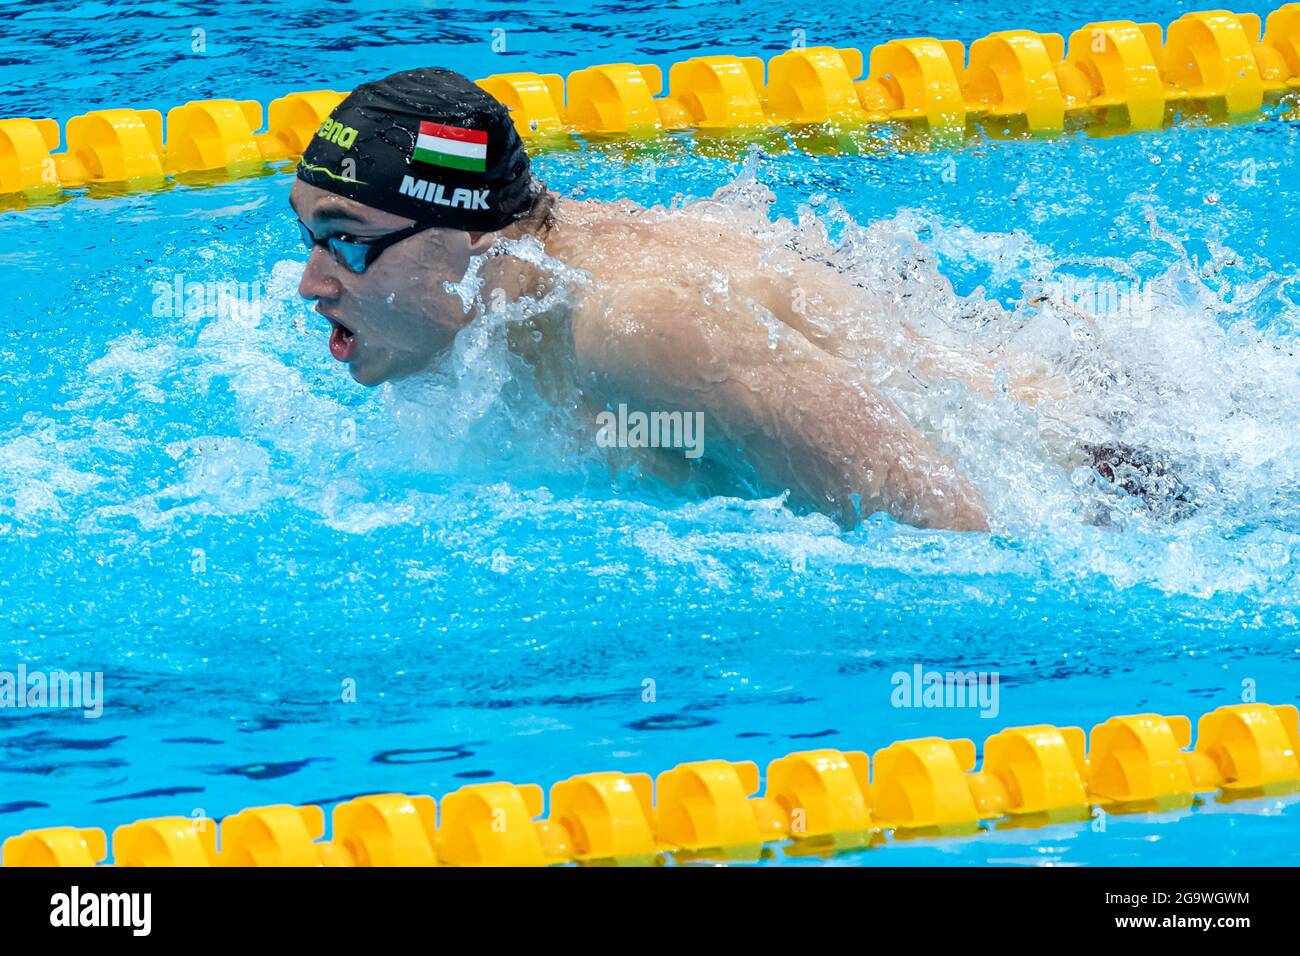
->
[328,319,357,362]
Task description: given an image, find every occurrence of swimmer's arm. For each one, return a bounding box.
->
[574,290,990,532]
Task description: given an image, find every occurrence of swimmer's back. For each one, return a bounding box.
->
[547,197,856,352]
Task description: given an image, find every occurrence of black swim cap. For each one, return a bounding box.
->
[297,67,534,233]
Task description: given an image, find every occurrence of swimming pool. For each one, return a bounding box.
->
[2,0,1300,865]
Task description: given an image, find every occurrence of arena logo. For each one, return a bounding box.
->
[595,404,705,459]
[0,665,103,718]
[314,117,358,149]
[890,663,1000,718]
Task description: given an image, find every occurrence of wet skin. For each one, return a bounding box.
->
[290,179,993,530]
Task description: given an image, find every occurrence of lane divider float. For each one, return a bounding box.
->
[3,702,1297,866]
[3,6,1300,199]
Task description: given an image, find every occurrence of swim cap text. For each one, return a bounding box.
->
[399,175,490,210]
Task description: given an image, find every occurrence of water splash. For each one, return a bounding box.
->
[3,147,1300,605]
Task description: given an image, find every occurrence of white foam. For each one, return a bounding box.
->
[12,161,1300,601]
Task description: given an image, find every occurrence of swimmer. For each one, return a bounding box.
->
[288,68,1095,533]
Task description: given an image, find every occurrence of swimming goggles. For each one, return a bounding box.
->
[296,218,439,274]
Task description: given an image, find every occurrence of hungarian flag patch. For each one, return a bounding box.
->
[411,121,488,173]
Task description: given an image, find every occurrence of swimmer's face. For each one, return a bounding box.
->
[290,180,496,386]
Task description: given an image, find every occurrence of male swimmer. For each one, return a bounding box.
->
[290,68,1172,533]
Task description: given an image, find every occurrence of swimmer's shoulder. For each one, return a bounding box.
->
[551,196,644,227]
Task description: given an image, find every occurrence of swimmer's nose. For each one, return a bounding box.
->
[298,247,343,302]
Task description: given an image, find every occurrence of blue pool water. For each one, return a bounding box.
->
[2,0,1300,865]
